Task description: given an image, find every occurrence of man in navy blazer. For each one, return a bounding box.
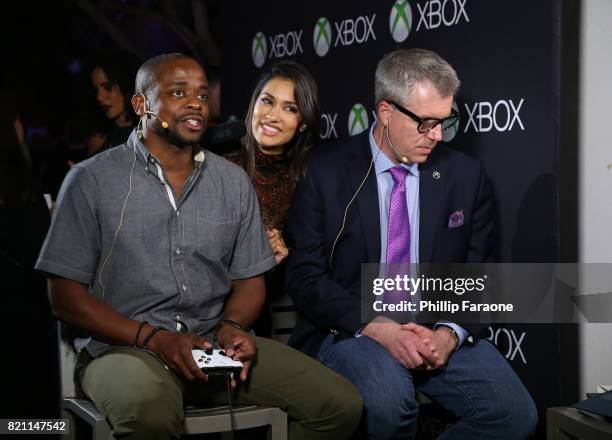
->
[285,49,537,439]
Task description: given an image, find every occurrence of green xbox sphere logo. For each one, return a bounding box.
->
[443,101,460,143]
[313,17,332,57]
[252,32,267,68]
[389,0,413,43]
[348,104,369,136]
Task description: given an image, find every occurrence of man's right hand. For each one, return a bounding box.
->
[48,279,213,381]
[362,317,438,369]
[148,330,212,382]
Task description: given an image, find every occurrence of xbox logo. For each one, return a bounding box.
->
[252,31,267,68]
[443,101,460,142]
[389,0,413,43]
[313,17,332,57]
[348,104,369,136]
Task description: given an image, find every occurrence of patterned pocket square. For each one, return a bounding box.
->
[448,210,464,228]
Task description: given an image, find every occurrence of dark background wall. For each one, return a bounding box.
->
[219,0,578,436]
[1,1,582,436]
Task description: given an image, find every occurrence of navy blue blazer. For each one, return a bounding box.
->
[285,132,494,358]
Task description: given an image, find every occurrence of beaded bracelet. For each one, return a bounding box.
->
[133,321,148,347]
[219,319,244,331]
[142,326,165,349]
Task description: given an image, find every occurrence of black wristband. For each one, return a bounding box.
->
[133,321,148,347]
[219,319,244,331]
[142,326,165,349]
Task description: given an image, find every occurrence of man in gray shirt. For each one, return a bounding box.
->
[36,53,362,440]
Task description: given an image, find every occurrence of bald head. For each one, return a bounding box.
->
[135,53,197,95]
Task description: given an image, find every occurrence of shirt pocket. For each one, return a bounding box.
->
[196,217,239,261]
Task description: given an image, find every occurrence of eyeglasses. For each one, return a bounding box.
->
[389,100,460,134]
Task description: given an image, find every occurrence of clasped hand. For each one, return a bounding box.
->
[362,319,457,371]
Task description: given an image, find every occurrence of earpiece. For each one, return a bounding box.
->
[385,109,409,164]
[385,124,409,163]
[328,127,384,268]
[141,94,169,130]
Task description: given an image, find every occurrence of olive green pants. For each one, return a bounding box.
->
[79,337,363,440]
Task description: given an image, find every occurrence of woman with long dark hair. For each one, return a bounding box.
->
[227,61,320,337]
[230,60,320,264]
[88,51,140,154]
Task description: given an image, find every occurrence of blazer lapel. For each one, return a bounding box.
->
[346,134,381,262]
[419,156,445,263]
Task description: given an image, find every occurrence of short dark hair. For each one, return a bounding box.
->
[241,60,320,186]
[135,53,196,96]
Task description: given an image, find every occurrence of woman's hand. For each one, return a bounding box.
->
[267,228,289,264]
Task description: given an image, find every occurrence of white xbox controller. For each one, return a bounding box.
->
[192,348,243,375]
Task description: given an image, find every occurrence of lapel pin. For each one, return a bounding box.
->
[433,171,441,180]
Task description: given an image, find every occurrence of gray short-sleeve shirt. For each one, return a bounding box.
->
[36,131,276,356]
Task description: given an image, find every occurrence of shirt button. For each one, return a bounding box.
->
[175,248,182,255]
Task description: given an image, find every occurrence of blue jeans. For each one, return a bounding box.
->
[317,335,537,439]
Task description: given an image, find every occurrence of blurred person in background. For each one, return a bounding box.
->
[89,50,140,154]
[0,90,58,418]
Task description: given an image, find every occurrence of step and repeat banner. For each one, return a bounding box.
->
[221,0,568,434]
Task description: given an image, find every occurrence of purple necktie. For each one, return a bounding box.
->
[386,166,411,265]
[383,166,411,314]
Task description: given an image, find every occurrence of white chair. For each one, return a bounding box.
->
[58,323,287,439]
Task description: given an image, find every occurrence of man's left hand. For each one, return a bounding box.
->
[216,324,257,385]
[401,323,457,370]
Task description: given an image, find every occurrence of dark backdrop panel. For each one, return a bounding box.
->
[221,0,559,261]
[220,1,575,436]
